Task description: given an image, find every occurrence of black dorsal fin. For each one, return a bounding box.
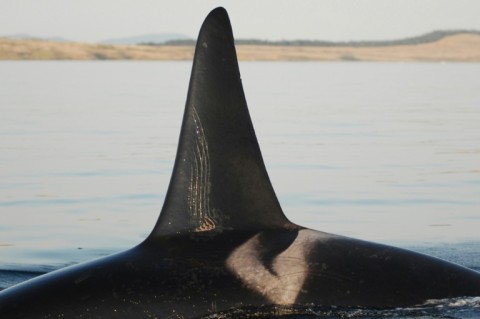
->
[149,7,292,236]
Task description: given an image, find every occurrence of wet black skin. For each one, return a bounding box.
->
[1,230,479,318]
[0,7,479,319]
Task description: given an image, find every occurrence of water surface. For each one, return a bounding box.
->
[1,62,479,308]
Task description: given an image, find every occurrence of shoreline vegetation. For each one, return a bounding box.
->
[1,30,480,62]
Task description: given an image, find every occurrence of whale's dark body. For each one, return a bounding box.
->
[1,7,479,318]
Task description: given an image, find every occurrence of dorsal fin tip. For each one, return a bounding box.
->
[148,8,292,237]
[208,6,228,18]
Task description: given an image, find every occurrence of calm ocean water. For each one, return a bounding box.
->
[1,61,479,316]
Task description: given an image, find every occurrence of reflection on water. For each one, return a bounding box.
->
[0,62,479,289]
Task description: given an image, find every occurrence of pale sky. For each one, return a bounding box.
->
[1,0,480,43]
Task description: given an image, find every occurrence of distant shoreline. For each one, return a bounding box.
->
[1,32,480,62]
[159,30,480,47]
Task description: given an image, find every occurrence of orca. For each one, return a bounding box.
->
[0,7,479,318]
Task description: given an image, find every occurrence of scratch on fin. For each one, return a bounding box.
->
[187,107,216,232]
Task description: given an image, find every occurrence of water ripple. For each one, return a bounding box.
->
[0,193,163,207]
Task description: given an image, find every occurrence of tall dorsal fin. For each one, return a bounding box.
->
[149,7,292,236]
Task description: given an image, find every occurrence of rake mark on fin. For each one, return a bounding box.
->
[188,107,216,232]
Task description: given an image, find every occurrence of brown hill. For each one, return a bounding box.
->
[1,33,480,62]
